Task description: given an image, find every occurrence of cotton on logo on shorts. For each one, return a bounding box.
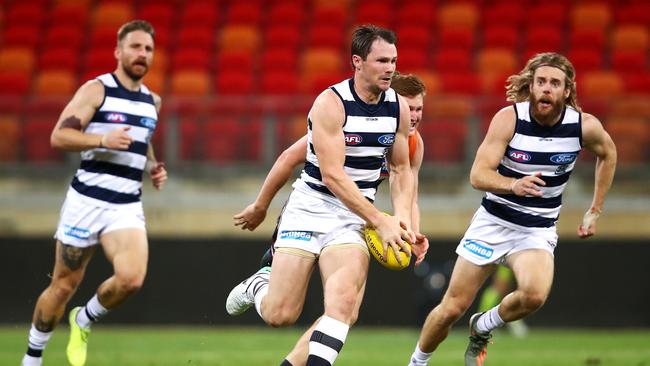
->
[279,230,313,241]
[64,225,91,239]
[463,239,494,259]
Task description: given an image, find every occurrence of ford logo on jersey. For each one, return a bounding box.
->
[378,134,394,145]
[509,150,531,162]
[550,153,577,164]
[345,134,363,145]
[140,117,157,129]
[106,113,127,122]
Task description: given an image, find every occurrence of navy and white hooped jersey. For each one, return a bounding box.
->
[69,73,157,207]
[294,78,400,203]
[481,101,582,228]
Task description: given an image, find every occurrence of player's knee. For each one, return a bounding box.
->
[264,307,300,327]
[521,291,546,312]
[115,271,146,295]
[439,299,469,323]
[49,279,80,302]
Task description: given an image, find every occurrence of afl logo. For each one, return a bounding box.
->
[378,134,394,145]
[509,151,531,162]
[345,134,363,145]
[550,153,577,164]
[106,113,127,122]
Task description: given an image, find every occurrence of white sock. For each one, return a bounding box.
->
[23,324,52,364]
[408,343,432,366]
[251,267,271,318]
[476,305,505,334]
[307,315,349,365]
[76,294,109,328]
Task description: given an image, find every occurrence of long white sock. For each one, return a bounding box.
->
[476,305,505,334]
[408,343,432,366]
[76,294,109,328]
[251,267,271,318]
[307,315,349,365]
[23,324,53,365]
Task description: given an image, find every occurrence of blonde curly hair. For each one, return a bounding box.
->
[506,52,580,112]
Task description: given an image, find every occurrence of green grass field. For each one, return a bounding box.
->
[2,326,649,366]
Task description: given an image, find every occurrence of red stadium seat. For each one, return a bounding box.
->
[172,48,211,71]
[569,29,606,53]
[5,3,46,27]
[179,118,201,160]
[312,5,347,29]
[524,27,563,56]
[483,2,522,27]
[89,26,119,48]
[623,72,650,95]
[216,51,254,73]
[177,26,216,50]
[203,117,240,162]
[355,2,392,27]
[482,25,519,49]
[137,3,175,30]
[610,25,649,51]
[434,49,472,72]
[438,28,474,50]
[438,2,479,30]
[440,72,480,95]
[567,48,604,72]
[84,47,117,75]
[0,72,30,97]
[44,25,85,51]
[226,2,262,25]
[615,2,650,26]
[2,25,40,50]
[39,47,80,72]
[33,70,77,97]
[395,2,436,28]
[396,25,433,49]
[421,119,468,163]
[0,48,35,75]
[396,48,429,72]
[260,48,298,73]
[220,25,260,52]
[23,118,63,162]
[268,2,305,27]
[179,1,219,27]
[527,3,567,28]
[92,2,134,28]
[261,71,300,95]
[611,50,647,73]
[215,72,254,95]
[307,25,345,49]
[571,2,611,30]
[170,70,211,96]
[265,25,302,51]
[0,115,21,161]
[49,3,89,27]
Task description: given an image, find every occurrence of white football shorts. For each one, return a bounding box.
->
[54,189,145,248]
[274,188,368,255]
[456,206,558,266]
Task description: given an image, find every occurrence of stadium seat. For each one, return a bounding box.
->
[482,25,519,49]
[220,25,260,52]
[260,48,298,73]
[170,70,211,96]
[434,49,472,72]
[137,3,175,30]
[261,71,300,95]
[172,47,212,71]
[412,71,441,96]
[571,2,611,30]
[579,71,623,98]
[609,97,650,119]
[178,1,219,27]
[23,118,63,162]
[312,5,347,29]
[4,3,46,27]
[149,48,168,74]
[89,26,120,48]
[267,2,304,27]
[0,72,31,97]
[215,71,254,95]
[527,3,567,28]
[396,25,433,49]
[524,27,563,56]
[438,28,474,50]
[265,25,302,51]
[177,26,216,50]
[567,48,604,72]
[0,48,35,75]
[438,2,479,30]
[1,25,41,49]
[440,72,480,95]
[226,2,262,25]
[301,72,346,95]
[622,72,650,95]
[39,47,80,72]
[33,70,77,97]
[483,2,522,27]
[605,118,649,163]
[92,2,133,28]
[477,48,517,75]
[49,3,89,27]
[203,117,240,162]
[615,2,650,26]
[420,119,468,163]
[44,25,85,51]
[569,29,606,53]
[396,48,429,72]
[307,25,345,49]
[355,2,392,27]
[216,51,254,73]
[301,48,343,75]
[610,25,649,51]
[395,2,436,28]
[611,50,647,73]
[84,47,117,75]
[143,71,165,94]
[0,115,21,161]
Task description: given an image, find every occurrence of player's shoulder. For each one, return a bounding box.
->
[151,91,162,110]
[72,79,105,106]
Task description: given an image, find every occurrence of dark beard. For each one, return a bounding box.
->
[122,63,146,82]
[530,95,564,125]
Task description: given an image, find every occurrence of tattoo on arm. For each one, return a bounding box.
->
[59,116,83,131]
[34,310,56,332]
[61,244,85,270]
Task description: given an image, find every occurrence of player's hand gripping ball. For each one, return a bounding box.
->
[365,224,412,271]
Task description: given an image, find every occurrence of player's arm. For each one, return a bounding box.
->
[409,133,429,266]
[234,135,308,231]
[50,80,132,151]
[577,113,617,238]
[312,90,413,257]
[387,94,415,230]
[470,107,545,196]
[146,92,167,190]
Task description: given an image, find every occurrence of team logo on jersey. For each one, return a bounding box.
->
[140,117,157,129]
[509,150,531,162]
[550,153,577,164]
[378,134,395,145]
[279,230,313,241]
[345,134,363,145]
[463,239,494,259]
[64,225,91,239]
[106,113,127,122]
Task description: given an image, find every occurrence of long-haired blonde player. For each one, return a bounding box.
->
[408,52,616,366]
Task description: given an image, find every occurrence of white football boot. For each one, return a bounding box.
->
[226,266,271,316]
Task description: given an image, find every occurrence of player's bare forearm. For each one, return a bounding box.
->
[51,119,103,151]
[590,142,616,212]
[389,166,414,229]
